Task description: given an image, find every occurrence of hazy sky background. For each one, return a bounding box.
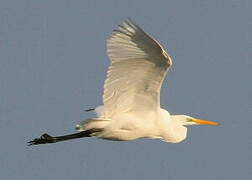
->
[1,0,251,179]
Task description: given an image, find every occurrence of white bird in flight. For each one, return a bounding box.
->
[29,18,219,145]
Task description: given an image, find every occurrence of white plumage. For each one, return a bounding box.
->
[104,19,172,117]
[76,19,219,143]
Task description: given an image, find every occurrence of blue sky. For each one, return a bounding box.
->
[0,0,251,179]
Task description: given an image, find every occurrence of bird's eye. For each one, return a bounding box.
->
[186,118,192,122]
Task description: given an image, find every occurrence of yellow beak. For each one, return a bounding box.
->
[191,118,219,126]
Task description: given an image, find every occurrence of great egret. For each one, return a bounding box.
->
[29,18,219,145]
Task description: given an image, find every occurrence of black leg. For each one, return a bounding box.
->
[28,129,99,146]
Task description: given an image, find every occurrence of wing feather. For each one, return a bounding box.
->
[103,19,172,117]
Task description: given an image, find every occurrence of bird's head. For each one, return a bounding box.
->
[172,115,219,126]
[163,115,219,143]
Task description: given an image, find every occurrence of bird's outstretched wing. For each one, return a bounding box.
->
[103,19,172,117]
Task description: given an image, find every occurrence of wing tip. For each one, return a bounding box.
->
[112,18,142,38]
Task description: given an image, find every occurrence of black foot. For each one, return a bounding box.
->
[28,133,56,146]
[84,108,95,112]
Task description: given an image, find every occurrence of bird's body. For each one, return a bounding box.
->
[29,18,219,146]
[77,107,187,143]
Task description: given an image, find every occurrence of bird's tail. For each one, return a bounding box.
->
[75,118,110,132]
